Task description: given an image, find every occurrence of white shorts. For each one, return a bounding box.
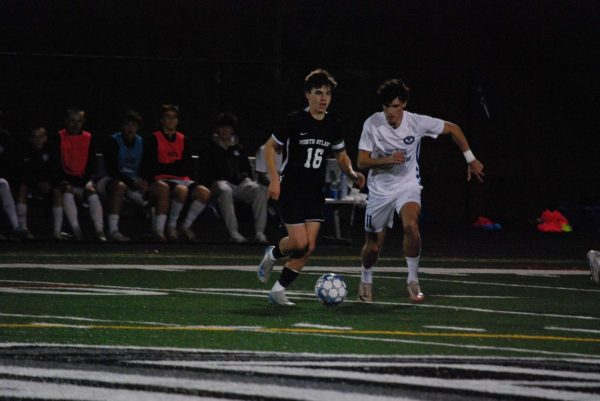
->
[364,188,422,233]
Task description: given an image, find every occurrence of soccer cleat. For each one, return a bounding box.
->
[357,281,373,302]
[254,232,268,244]
[407,280,425,303]
[587,250,600,285]
[179,227,196,241]
[153,230,167,243]
[230,231,248,244]
[268,290,294,306]
[53,231,72,241]
[110,231,131,242]
[166,227,179,241]
[96,231,108,242]
[257,245,275,283]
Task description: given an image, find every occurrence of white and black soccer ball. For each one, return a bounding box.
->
[314,273,347,306]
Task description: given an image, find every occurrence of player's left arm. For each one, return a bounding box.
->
[334,150,366,189]
[441,122,485,182]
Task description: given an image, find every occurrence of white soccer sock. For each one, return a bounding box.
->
[62,193,80,231]
[155,214,167,233]
[167,200,184,228]
[361,266,373,284]
[182,200,206,229]
[271,281,285,292]
[406,255,420,283]
[16,203,28,230]
[87,194,104,232]
[53,207,63,234]
[0,180,19,230]
[108,214,119,234]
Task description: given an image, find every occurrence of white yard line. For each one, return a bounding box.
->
[423,325,487,332]
[545,326,600,335]
[293,323,353,330]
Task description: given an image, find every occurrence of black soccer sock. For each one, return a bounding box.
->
[272,243,286,260]
[278,267,300,288]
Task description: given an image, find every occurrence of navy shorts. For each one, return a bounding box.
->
[278,190,325,225]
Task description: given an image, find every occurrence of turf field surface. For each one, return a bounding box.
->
[1,258,599,400]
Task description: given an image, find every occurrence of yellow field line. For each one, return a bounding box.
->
[2,323,600,343]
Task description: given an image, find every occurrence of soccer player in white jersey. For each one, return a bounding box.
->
[356,79,484,303]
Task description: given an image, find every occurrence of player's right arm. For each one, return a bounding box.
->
[357,150,405,170]
[264,136,282,200]
[357,117,405,171]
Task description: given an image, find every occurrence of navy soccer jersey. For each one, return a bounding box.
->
[273,110,345,196]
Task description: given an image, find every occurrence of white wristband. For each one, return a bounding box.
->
[463,149,476,164]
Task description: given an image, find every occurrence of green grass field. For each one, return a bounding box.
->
[2,250,599,358]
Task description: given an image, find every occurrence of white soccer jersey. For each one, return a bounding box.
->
[358,111,444,197]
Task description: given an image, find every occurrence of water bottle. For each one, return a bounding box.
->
[340,174,348,199]
[330,179,341,199]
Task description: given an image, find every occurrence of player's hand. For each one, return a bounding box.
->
[389,151,405,164]
[352,172,366,189]
[268,180,280,200]
[467,160,485,182]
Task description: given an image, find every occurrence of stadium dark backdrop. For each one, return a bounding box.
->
[1,0,599,227]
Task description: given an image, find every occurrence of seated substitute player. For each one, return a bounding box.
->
[356,78,484,303]
[97,110,149,242]
[587,250,600,285]
[145,104,210,242]
[256,68,365,305]
[15,126,65,240]
[50,108,106,241]
[0,120,25,240]
[205,113,268,244]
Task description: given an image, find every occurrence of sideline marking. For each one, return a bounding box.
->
[1,323,599,343]
[423,325,486,332]
[293,323,353,330]
[545,326,600,335]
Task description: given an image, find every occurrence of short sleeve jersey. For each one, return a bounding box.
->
[273,110,345,195]
[358,111,444,197]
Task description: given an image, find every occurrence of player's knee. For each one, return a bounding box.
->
[195,186,211,203]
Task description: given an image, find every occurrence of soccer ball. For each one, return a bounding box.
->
[315,273,347,306]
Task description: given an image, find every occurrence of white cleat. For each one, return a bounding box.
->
[587,250,600,285]
[230,231,248,244]
[254,232,268,244]
[407,280,425,303]
[357,281,373,303]
[110,231,130,242]
[257,245,275,283]
[268,290,294,306]
[179,227,196,242]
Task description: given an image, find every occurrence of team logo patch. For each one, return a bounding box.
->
[403,136,415,145]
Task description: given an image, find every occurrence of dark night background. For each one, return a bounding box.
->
[1,0,599,229]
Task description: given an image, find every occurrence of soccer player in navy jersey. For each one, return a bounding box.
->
[257,69,365,305]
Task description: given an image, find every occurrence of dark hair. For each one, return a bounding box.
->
[123,109,143,125]
[377,79,410,104]
[160,104,179,118]
[304,68,337,93]
[29,126,47,137]
[65,108,85,118]
[215,112,238,129]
